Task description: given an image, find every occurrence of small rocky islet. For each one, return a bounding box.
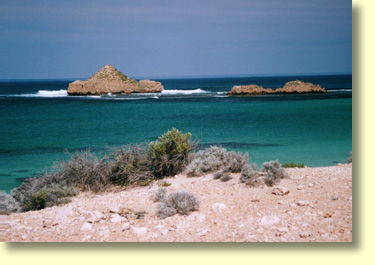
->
[67,64,326,96]
[227,80,327,96]
[67,64,164,96]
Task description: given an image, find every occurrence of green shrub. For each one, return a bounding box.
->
[282,162,305,168]
[29,189,47,211]
[262,159,289,186]
[149,128,194,178]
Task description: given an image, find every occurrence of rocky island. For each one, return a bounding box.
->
[227,80,327,96]
[67,64,163,95]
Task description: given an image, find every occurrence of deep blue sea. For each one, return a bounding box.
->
[0,75,352,192]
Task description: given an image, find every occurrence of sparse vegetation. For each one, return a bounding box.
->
[149,128,195,178]
[282,162,305,168]
[213,170,232,182]
[262,159,289,186]
[153,187,167,202]
[240,163,258,183]
[186,146,249,176]
[157,191,200,219]
[109,145,152,186]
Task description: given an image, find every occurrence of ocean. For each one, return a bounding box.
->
[0,74,352,192]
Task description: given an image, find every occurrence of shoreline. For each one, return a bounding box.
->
[4,163,352,242]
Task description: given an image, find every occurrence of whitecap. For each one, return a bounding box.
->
[161,88,208,95]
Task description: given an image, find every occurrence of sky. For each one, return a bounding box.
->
[1,0,352,79]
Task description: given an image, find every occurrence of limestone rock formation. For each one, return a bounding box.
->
[227,80,327,96]
[67,65,163,95]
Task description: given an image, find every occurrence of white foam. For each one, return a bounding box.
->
[327,89,352,92]
[161,88,207,95]
[36,90,68,97]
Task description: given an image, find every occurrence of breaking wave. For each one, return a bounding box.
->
[161,88,208,95]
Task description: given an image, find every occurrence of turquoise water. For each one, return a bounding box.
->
[0,75,352,191]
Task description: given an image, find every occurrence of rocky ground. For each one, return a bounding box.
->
[5,163,352,242]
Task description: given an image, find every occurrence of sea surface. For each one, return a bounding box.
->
[0,74,352,192]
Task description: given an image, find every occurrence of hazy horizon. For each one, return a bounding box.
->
[2,0,352,80]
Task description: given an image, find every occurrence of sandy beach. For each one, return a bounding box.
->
[4,163,352,242]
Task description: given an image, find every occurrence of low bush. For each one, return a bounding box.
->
[149,128,195,178]
[282,162,305,168]
[109,145,152,186]
[186,146,249,176]
[153,187,167,202]
[186,146,227,176]
[157,191,200,219]
[213,170,232,182]
[240,163,258,183]
[223,151,249,173]
[57,151,112,192]
[262,159,289,186]
[8,150,110,212]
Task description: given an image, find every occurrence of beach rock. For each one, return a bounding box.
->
[227,80,326,96]
[67,64,163,95]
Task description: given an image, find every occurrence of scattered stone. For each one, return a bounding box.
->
[308,183,314,187]
[122,223,130,231]
[110,214,122,223]
[300,231,312,238]
[297,200,310,206]
[109,207,119,214]
[131,226,148,236]
[197,228,209,236]
[272,187,290,196]
[275,227,289,237]
[212,203,228,213]
[297,185,304,190]
[260,216,280,226]
[332,196,338,200]
[81,222,92,231]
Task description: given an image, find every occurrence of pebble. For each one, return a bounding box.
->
[212,203,228,213]
[297,200,310,206]
[81,222,92,231]
[308,183,314,187]
[260,216,280,226]
[272,187,290,196]
[299,231,311,238]
[122,223,130,231]
[297,185,304,190]
[131,226,148,236]
[275,227,289,237]
[110,214,122,223]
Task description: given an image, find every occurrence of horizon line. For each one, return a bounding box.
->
[0,71,352,82]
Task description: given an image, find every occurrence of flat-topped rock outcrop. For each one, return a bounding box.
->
[67,65,163,95]
[227,80,327,96]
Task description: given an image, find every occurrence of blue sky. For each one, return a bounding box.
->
[1,0,352,79]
